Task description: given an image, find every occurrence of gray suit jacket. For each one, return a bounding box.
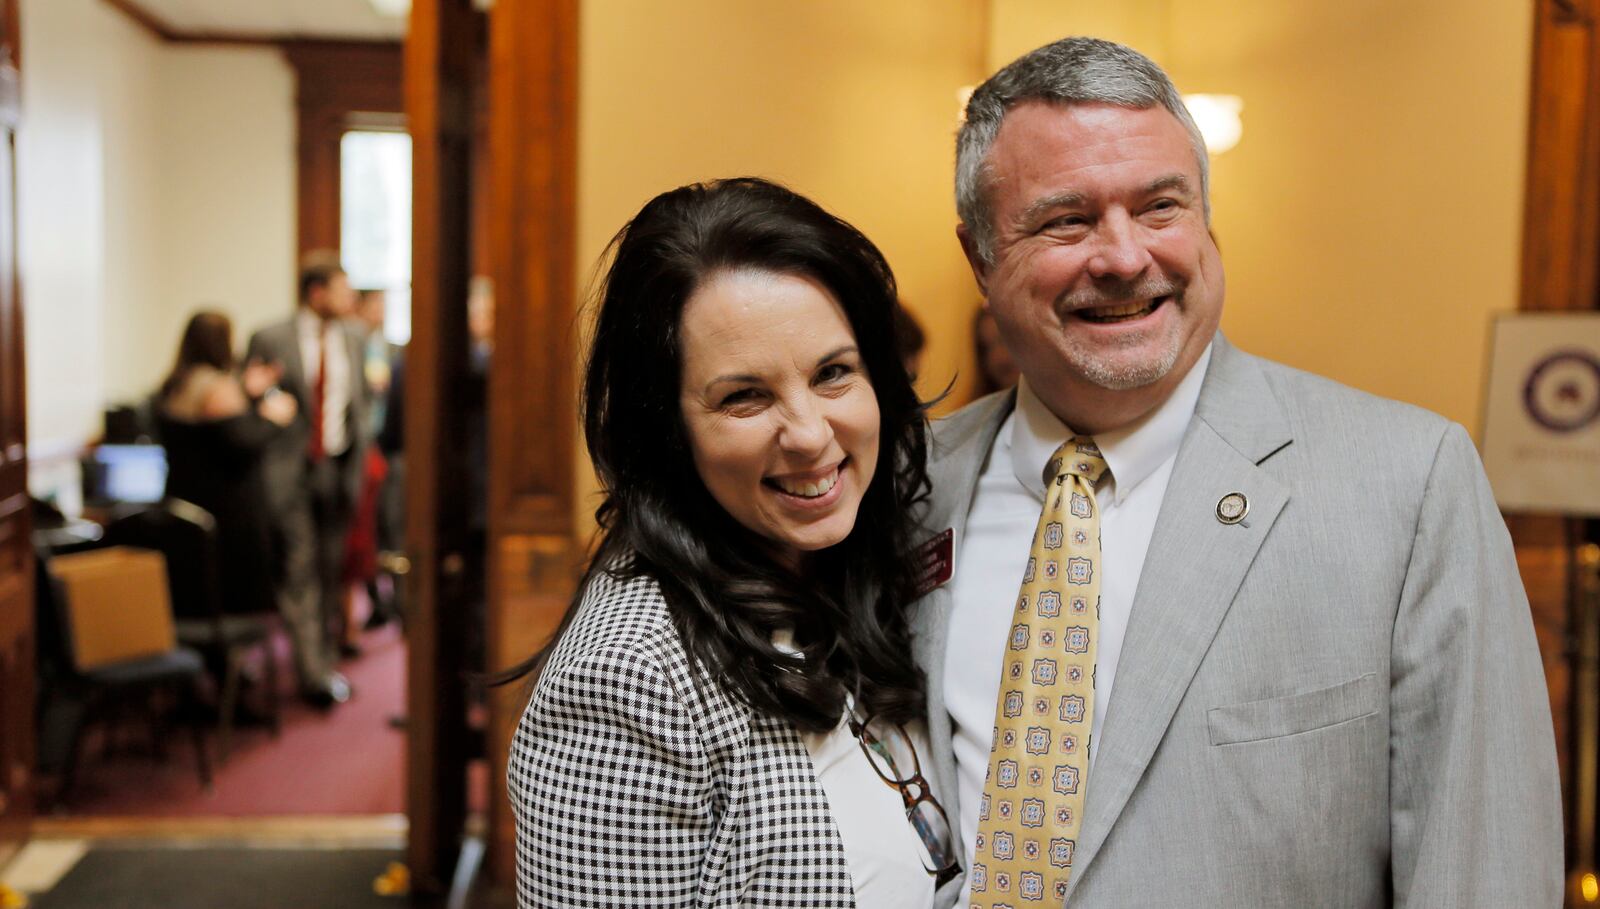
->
[245,314,369,512]
[915,335,1562,907]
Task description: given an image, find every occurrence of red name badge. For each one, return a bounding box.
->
[912,528,954,597]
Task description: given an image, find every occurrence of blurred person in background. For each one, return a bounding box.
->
[892,299,927,382]
[246,254,369,709]
[356,288,398,436]
[157,311,296,621]
[343,287,402,634]
[971,306,1019,396]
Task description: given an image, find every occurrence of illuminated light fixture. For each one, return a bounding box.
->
[368,0,493,15]
[1583,872,1599,902]
[1183,93,1244,156]
[957,85,976,123]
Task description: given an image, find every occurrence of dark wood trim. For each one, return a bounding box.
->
[1520,0,1600,312]
[101,0,402,48]
[1515,1,1600,897]
[100,0,176,41]
[482,0,580,890]
[404,0,477,895]
[0,0,27,869]
[486,0,578,536]
[282,42,404,260]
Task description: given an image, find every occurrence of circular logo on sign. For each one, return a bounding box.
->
[1523,350,1600,433]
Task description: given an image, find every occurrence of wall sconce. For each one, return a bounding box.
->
[368,0,494,15]
[958,86,1242,155]
[957,85,976,123]
[1182,94,1244,156]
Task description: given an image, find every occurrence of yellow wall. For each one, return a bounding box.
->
[985,0,1534,435]
[572,2,1535,531]
[574,1,988,531]
[986,0,1170,65]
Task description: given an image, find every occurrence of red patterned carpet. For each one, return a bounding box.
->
[53,623,408,816]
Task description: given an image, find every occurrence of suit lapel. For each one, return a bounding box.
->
[1064,337,1294,899]
[913,390,1015,824]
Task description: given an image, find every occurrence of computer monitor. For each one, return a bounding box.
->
[83,444,168,505]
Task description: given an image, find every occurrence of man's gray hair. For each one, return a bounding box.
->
[956,37,1210,265]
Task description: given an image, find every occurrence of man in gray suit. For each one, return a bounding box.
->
[246,256,369,708]
[915,37,1562,907]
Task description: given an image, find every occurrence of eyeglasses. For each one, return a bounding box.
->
[847,711,962,887]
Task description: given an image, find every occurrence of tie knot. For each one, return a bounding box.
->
[1045,436,1109,487]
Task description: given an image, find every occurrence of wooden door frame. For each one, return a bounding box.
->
[282,42,404,261]
[403,0,480,893]
[0,0,27,871]
[1514,0,1600,898]
[481,0,581,892]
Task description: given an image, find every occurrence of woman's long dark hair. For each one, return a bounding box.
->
[500,177,931,731]
[160,310,235,400]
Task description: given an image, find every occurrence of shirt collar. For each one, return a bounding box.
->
[1008,342,1213,506]
[297,308,335,338]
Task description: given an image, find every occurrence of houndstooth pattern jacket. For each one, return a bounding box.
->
[508,567,858,908]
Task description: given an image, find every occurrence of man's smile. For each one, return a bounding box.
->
[1074,295,1171,324]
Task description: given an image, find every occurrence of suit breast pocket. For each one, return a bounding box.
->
[1207,672,1382,746]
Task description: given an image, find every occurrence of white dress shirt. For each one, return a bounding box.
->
[295,309,353,457]
[945,345,1211,902]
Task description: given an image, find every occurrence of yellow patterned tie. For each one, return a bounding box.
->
[970,437,1108,908]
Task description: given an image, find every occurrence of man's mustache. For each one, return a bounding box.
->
[1056,276,1184,313]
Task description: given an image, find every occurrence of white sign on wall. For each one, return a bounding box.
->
[1481,312,1600,516]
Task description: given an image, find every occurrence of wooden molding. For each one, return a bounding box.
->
[404,0,478,894]
[282,42,403,259]
[31,813,407,845]
[0,0,29,868]
[486,0,579,538]
[101,0,402,49]
[1521,0,1600,311]
[1515,0,1600,881]
[481,0,581,890]
[1552,0,1592,26]
[100,0,175,41]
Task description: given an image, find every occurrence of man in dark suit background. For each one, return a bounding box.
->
[246,254,369,707]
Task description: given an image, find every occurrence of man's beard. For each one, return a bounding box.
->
[1054,277,1186,391]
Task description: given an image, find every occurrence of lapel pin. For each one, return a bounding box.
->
[1216,492,1249,525]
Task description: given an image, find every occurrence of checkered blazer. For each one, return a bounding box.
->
[508,567,858,908]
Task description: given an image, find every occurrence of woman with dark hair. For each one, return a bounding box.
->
[507,178,957,907]
[158,310,296,616]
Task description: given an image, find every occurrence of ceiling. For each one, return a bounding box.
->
[115,0,407,41]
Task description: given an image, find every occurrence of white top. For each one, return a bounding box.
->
[800,713,937,909]
[772,631,935,909]
[295,309,353,456]
[945,344,1211,904]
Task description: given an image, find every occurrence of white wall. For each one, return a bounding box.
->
[18,0,143,462]
[152,45,297,374]
[17,0,295,504]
